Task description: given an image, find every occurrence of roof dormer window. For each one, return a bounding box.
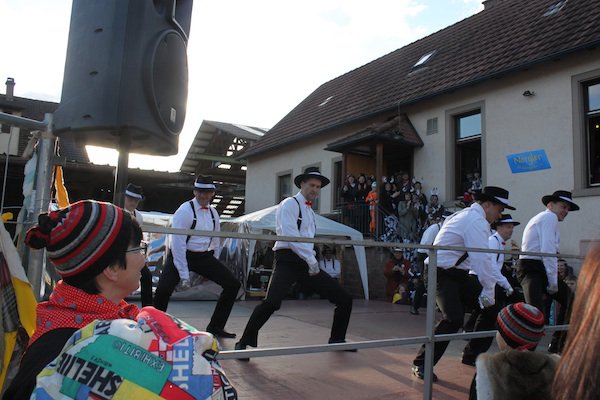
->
[543,0,567,16]
[413,50,435,69]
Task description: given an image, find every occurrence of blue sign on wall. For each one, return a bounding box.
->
[506,149,551,173]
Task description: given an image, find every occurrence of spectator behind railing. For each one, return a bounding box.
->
[553,245,600,400]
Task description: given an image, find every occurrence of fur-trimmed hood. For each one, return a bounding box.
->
[475,350,560,400]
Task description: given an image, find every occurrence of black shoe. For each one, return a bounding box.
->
[410,306,419,315]
[206,326,237,339]
[412,365,438,382]
[234,342,250,362]
[328,339,358,352]
[548,342,561,354]
[461,355,476,367]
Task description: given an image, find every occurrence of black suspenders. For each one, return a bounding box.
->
[186,200,216,246]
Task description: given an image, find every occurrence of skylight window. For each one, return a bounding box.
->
[413,51,435,68]
[543,0,567,16]
[318,96,334,107]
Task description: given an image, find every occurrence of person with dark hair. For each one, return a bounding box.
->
[517,190,579,353]
[123,183,153,307]
[469,303,558,400]
[384,249,411,303]
[153,175,241,339]
[553,244,600,400]
[235,167,354,360]
[411,186,516,381]
[3,200,145,399]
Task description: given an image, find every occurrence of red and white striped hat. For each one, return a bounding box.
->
[25,200,125,277]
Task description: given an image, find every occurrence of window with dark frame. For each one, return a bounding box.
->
[333,160,342,207]
[277,173,292,203]
[455,110,482,198]
[585,80,600,186]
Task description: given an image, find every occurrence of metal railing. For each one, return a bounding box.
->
[7,218,581,399]
[139,224,582,400]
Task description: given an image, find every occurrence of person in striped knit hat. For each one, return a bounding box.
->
[469,302,559,400]
[3,200,145,400]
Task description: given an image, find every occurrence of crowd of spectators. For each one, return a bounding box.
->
[340,171,446,243]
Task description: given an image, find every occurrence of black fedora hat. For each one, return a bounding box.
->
[294,167,330,188]
[542,190,579,211]
[473,186,516,210]
[125,183,144,200]
[193,175,217,191]
[494,213,520,227]
[441,210,453,219]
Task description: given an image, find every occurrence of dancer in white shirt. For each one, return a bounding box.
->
[123,183,152,307]
[154,175,241,339]
[461,214,520,366]
[235,167,353,360]
[411,186,515,381]
[319,246,341,279]
[517,190,579,353]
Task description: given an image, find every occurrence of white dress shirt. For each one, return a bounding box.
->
[519,209,560,288]
[485,232,512,291]
[319,258,341,278]
[273,192,318,269]
[170,197,220,280]
[432,203,496,300]
[417,222,441,254]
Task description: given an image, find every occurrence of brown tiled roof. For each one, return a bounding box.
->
[243,0,600,158]
[0,94,90,163]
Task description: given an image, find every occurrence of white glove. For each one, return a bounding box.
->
[504,286,514,297]
[546,284,559,295]
[178,278,191,291]
[478,293,495,309]
[308,262,320,276]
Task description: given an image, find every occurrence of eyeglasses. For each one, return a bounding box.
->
[126,242,148,256]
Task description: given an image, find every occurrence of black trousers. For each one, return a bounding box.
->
[413,252,427,310]
[140,265,153,307]
[413,268,485,367]
[154,250,241,330]
[517,259,573,351]
[238,249,353,347]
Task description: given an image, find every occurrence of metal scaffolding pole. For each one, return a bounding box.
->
[27,114,55,300]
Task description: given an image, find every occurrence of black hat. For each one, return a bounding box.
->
[541,190,579,211]
[473,186,516,210]
[193,175,216,191]
[494,213,520,228]
[125,183,144,200]
[294,166,330,188]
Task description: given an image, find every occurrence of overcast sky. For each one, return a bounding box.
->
[0,0,483,171]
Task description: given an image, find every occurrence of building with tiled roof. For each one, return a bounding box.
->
[243,0,600,256]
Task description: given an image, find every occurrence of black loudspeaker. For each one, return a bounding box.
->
[53,0,193,156]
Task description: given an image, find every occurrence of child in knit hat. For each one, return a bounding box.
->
[4,200,145,399]
[469,302,559,400]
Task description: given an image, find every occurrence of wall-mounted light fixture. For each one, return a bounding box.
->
[522,90,535,97]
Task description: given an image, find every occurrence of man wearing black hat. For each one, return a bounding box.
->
[517,190,579,353]
[411,186,515,381]
[235,167,354,359]
[124,183,153,307]
[461,213,520,365]
[154,175,241,339]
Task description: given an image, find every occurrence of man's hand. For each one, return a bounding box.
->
[546,284,559,295]
[504,286,514,297]
[478,294,495,309]
[308,262,320,276]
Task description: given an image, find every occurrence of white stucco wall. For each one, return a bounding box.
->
[409,49,600,259]
[245,135,341,214]
[247,49,600,259]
